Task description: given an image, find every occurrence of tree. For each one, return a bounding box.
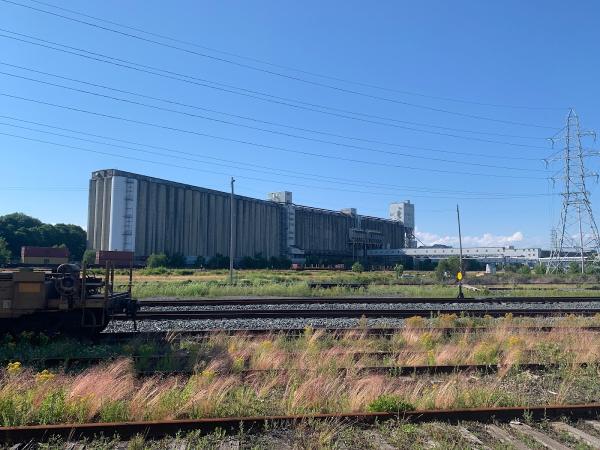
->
[394,263,404,279]
[533,263,546,275]
[0,237,11,265]
[0,213,86,260]
[351,261,364,273]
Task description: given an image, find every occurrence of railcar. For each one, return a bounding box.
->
[0,264,137,335]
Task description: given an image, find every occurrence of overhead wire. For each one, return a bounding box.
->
[0,130,557,200]
[0,115,555,198]
[17,0,567,111]
[0,30,556,148]
[0,91,549,180]
[0,61,548,161]
[0,0,561,129]
[0,70,547,173]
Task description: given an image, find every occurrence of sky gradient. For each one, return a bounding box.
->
[1,0,600,248]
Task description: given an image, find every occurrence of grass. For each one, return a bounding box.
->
[5,322,600,426]
[7,315,600,372]
[3,359,600,427]
[107,268,600,298]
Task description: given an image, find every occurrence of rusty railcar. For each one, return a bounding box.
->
[0,264,137,335]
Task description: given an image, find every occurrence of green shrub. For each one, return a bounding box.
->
[206,253,230,269]
[367,394,414,413]
[146,253,169,268]
[394,263,404,279]
[517,265,531,275]
[167,253,186,268]
[82,249,96,266]
[351,261,364,273]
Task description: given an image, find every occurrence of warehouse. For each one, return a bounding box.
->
[87,169,405,262]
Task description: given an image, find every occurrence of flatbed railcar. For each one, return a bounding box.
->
[0,264,137,335]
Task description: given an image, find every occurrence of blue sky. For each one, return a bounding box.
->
[1,0,599,248]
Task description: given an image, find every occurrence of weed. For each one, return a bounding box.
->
[367,395,415,413]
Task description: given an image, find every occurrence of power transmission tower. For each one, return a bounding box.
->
[546,109,600,273]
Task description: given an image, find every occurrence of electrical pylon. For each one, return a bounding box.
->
[546,109,600,273]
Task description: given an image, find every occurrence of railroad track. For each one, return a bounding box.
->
[116,306,600,321]
[98,325,600,341]
[138,295,600,307]
[3,404,600,443]
[7,354,591,377]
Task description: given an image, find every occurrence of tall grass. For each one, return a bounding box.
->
[4,356,597,426]
[4,322,600,426]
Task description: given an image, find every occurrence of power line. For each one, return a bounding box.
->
[0,61,549,147]
[20,0,566,111]
[0,130,557,200]
[0,186,87,191]
[0,0,562,129]
[0,69,547,173]
[0,29,557,147]
[0,91,548,180]
[0,115,555,198]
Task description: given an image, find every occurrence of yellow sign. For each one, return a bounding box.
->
[457,272,463,281]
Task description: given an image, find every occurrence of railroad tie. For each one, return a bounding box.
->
[509,422,570,450]
[551,422,600,449]
[484,424,529,450]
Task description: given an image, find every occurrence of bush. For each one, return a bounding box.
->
[206,253,230,270]
[146,253,169,268]
[367,394,414,413]
[394,263,404,279]
[82,249,96,266]
[517,265,531,275]
[533,263,545,275]
[168,253,186,268]
[351,261,364,273]
[435,256,461,280]
[568,261,582,274]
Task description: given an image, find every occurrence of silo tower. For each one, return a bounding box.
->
[389,201,416,248]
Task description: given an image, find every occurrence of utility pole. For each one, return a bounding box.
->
[456,204,464,299]
[229,177,235,284]
[547,109,600,273]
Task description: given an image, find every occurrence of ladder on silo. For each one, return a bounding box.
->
[122,178,135,251]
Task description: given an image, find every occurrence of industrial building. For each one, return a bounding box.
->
[87,169,406,262]
[368,247,542,265]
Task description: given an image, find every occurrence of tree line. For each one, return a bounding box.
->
[0,213,87,263]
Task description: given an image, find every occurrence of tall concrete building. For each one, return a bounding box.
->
[87,169,405,261]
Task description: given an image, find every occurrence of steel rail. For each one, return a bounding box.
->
[114,307,600,321]
[98,325,600,341]
[138,295,600,307]
[7,355,598,377]
[3,404,600,442]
